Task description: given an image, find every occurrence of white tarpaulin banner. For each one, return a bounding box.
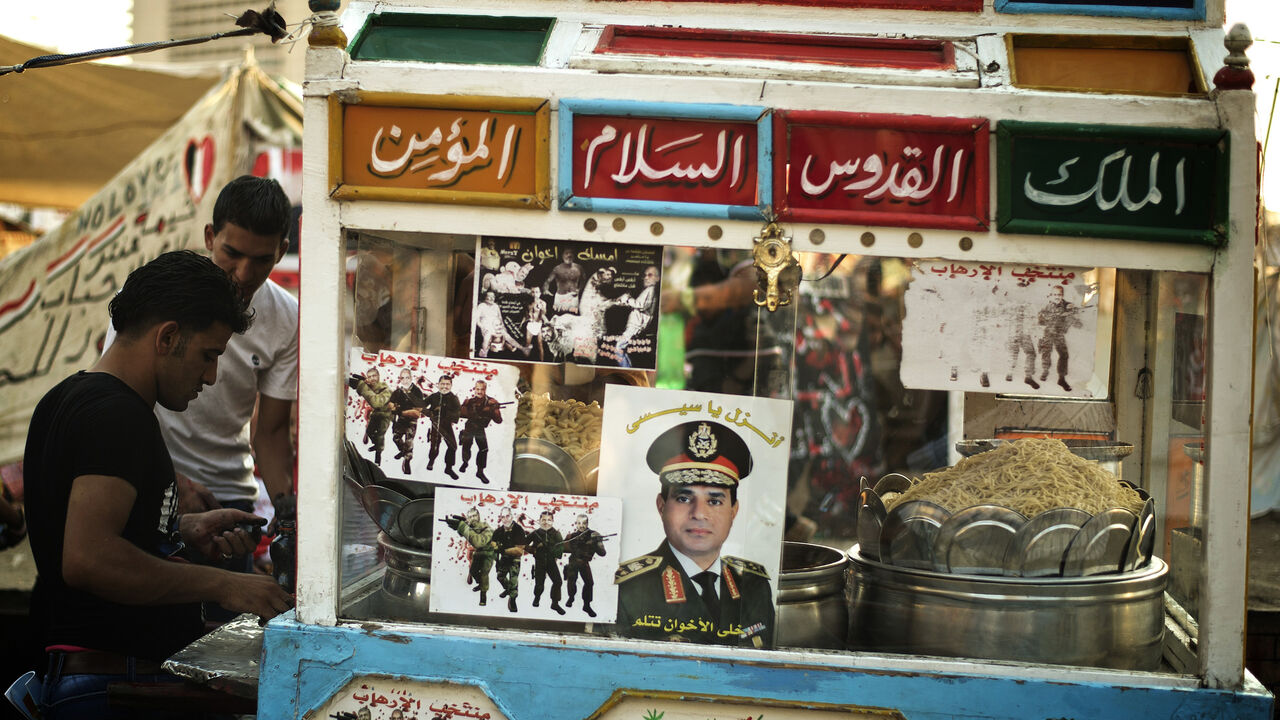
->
[0,62,301,464]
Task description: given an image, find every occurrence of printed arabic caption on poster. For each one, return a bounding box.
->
[318,677,506,720]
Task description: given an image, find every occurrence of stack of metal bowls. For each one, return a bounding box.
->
[378,531,433,604]
[343,439,435,604]
[846,440,1167,670]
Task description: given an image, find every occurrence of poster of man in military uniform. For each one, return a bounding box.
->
[429,487,621,621]
[598,386,793,648]
[344,349,519,489]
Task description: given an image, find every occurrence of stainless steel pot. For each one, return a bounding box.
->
[379,532,431,605]
[777,542,849,650]
[847,544,1167,670]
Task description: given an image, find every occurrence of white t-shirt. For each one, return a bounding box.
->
[105,279,299,503]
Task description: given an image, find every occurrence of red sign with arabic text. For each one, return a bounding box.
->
[774,111,989,230]
[571,115,759,206]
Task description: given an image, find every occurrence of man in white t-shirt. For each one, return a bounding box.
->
[106,176,298,560]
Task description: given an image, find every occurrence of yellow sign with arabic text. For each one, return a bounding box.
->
[332,93,550,209]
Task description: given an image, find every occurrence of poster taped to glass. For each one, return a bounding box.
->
[345,348,519,489]
[597,385,793,649]
[471,237,663,369]
[901,262,1103,397]
[430,486,623,622]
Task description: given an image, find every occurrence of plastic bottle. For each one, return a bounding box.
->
[270,519,297,593]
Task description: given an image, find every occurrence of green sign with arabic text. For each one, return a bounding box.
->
[996,121,1228,245]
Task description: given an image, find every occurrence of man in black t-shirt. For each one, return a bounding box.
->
[23,251,295,718]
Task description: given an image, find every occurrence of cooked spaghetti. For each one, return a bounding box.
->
[886,438,1144,517]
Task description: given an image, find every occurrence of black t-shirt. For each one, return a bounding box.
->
[24,371,204,661]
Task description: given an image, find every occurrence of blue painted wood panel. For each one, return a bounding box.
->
[260,617,1273,720]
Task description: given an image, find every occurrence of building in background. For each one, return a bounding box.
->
[132,0,344,84]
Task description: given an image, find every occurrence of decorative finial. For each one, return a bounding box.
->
[307,0,347,48]
[1214,23,1254,90]
[751,222,802,312]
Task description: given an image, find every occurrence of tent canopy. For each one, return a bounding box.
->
[0,35,218,209]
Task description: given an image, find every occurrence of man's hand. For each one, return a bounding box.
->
[215,571,295,622]
[181,509,267,562]
[347,374,363,390]
[176,473,221,514]
[401,409,423,419]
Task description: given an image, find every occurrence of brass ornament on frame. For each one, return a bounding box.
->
[751,222,802,312]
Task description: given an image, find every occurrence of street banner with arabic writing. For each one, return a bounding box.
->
[0,62,301,464]
[996,121,1228,244]
[901,261,1101,397]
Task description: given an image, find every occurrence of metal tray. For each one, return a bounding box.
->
[396,497,436,549]
[933,505,1026,576]
[1003,507,1091,577]
[1062,508,1138,577]
[880,500,950,571]
[955,438,1134,462]
[361,484,411,544]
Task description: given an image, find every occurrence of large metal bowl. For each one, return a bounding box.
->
[846,544,1167,670]
[510,437,587,494]
[777,542,848,650]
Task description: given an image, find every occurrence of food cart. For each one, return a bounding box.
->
[250,0,1275,716]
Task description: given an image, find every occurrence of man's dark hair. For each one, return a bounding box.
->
[110,250,252,337]
[211,175,292,240]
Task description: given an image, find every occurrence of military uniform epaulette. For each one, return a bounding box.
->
[722,555,769,579]
[614,555,662,583]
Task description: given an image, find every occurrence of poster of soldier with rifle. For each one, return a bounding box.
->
[430,486,622,622]
[900,262,1101,397]
[344,348,520,489]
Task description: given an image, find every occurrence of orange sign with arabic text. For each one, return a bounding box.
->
[333,93,550,209]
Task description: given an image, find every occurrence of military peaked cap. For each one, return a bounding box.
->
[646,420,752,488]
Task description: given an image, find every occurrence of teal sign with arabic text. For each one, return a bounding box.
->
[996,121,1228,245]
